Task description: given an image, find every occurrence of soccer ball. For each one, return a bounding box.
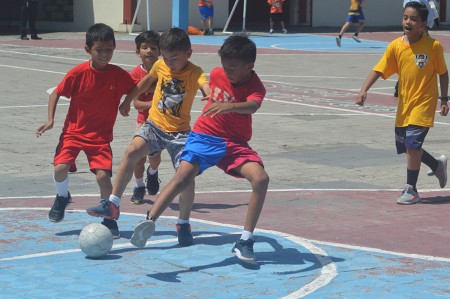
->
[78,223,113,258]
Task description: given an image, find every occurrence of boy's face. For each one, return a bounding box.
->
[402,7,426,38]
[136,42,159,66]
[161,49,192,72]
[85,40,115,70]
[220,57,254,86]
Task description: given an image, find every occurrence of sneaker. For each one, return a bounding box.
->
[207,29,214,35]
[48,193,72,222]
[396,184,421,205]
[435,155,448,188]
[176,223,193,246]
[336,36,341,47]
[101,218,120,239]
[131,220,155,248]
[232,239,257,264]
[131,186,146,204]
[282,28,288,34]
[269,29,274,34]
[86,200,120,220]
[352,35,361,43]
[146,168,160,195]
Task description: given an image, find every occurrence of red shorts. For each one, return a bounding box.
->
[54,134,113,174]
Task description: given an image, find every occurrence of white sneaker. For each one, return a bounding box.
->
[397,184,421,205]
[269,29,274,34]
[336,36,341,47]
[282,28,287,34]
[130,220,155,248]
[352,35,361,43]
[435,155,448,188]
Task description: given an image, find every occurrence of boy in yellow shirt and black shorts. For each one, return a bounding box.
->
[356,1,449,204]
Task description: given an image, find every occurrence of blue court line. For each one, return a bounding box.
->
[118,33,388,53]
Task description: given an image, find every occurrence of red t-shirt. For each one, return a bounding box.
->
[193,67,265,142]
[129,65,154,124]
[56,61,138,143]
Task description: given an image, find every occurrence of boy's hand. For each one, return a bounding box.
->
[119,101,131,116]
[203,100,233,118]
[355,91,367,106]
[35,120,54,137]
[440,102,449,116]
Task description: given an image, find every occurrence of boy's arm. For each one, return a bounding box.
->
[203,98,260,118]
[355,70,381,106]
[199,82,212,98]
[439,71,449,116]
[120,74,157,116]
[133,98,153,111]
[36,89,60,137]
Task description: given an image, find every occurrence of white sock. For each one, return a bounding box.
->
[177,218,190,225]
[135,177,145,187]
[108,194,120,208]
[147,167,158,175]
[240,230,253,241]
[53,175,69,197]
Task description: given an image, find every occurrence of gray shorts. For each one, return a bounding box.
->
[136,120,189,169]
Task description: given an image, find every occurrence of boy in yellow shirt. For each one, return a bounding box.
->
[356,2,449,204]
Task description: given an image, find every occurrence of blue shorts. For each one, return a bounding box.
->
[395,125,429,154]
[181,132,264,177]
[199,6,214,20]
[346,7,364,23]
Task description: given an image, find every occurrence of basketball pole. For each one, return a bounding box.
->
[223,0,247,34]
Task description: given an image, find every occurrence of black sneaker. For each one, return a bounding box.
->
[146,168,160,195]
[131,186,146,204]
[176,223,193,246]
[48,193,72,222]
[101,218,120,239]
[232,239,257,264]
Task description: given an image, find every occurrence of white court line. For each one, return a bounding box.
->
[0,208,336,299]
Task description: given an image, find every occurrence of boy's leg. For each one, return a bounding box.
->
[131,161,199,248]
[86,137,148,219]
[49,163,72,222]
[352,21,365,42]
[146,152,162,195]
[131,156,147,204]
[177,179,196,246]
[95,169,112,200]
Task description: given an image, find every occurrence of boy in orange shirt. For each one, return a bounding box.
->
[268,0,287,34]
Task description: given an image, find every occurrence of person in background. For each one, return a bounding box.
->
[20,0,41,40]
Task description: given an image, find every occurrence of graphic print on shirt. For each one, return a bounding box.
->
[158,78,186,117]
[415,54,428,69]
[212,87,234,103]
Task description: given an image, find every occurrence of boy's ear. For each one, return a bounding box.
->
[247,62,255,71]
[84,45,91,54]
[186,48,193,58]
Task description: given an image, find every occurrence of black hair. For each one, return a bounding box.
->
[404,1,429,22]
[159,28,191,52]
[85,23,115,48]
[218,35,256,64]
[135,30,160,50]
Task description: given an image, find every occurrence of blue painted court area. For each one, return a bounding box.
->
[1,209,450,298]
[119,33,388,53]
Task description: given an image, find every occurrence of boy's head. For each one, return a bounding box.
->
[85,23,116,71]
[403,2,428,37]
[218,35,256,86]
[159,28,192,72]
[135,30,160,67]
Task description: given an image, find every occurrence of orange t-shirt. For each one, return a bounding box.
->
[268,0,284,14]
[199,0,213,7]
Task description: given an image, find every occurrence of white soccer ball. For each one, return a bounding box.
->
[78,223,113,258]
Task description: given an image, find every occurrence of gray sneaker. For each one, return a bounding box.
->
[396,184,421,205]
[131,220,155,248]
[336,36,341,47]
[435,155,447,188]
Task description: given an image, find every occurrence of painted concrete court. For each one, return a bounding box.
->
[1,30,450,298]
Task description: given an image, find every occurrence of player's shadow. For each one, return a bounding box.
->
[56,229,81,236]
[140,233,344,283]
[420,195,450,204]
[127,199,247,214]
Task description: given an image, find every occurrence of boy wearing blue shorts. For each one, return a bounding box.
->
[336,0,365,47]
[356,2,449,205]
[199,0,214,35]
[130,35,269,265]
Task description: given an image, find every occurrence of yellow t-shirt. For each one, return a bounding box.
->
[349,0,361,15]
[148,59,208,132]
[373,35,447,128]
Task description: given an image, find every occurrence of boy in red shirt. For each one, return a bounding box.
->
[129,31,162,204]
[35,23,138,238]
[130,35,269,265]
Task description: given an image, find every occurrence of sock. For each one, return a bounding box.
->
[406,169,420,190]
[146,211,156,221]
[108,194,120,208]
[53,175,69,197]
[421,150,438,172]
[240,230,253,241]
[135,177,145,188]
[177,218,190,225]
[147,167,157,175]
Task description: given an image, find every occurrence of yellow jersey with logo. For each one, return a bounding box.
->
[148,59,208,133]
[349,0,362,15]
[373,35,447,128]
